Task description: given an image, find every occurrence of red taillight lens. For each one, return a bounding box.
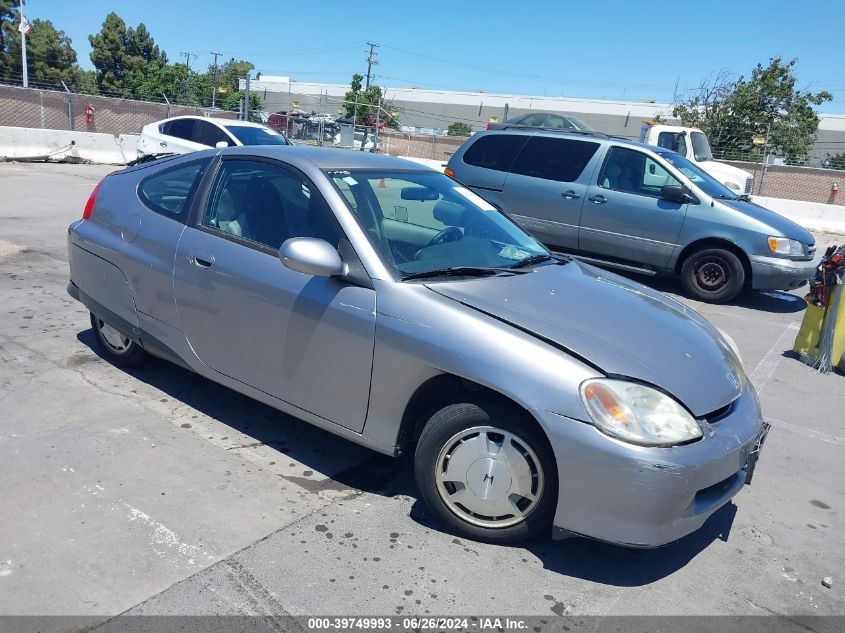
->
[485,123,491,130]
[83,178,105,220]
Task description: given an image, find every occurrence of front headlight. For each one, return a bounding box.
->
[579,379,703,447]
[768,236,804,256]
[724,181,741,192]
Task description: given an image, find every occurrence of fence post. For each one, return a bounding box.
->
[61,81,73,131]
[162,93,171,119]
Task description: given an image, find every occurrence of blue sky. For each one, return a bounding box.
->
[24,0,845,112]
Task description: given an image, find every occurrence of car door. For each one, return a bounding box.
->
[452,133,529,209]
[499,136,601,251]
[172,157,376,432]
[579,146,688,269]
[159,119,206,154]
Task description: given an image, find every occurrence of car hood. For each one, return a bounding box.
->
[718,198,816,245]
[699,160,752,181]
[426,261,745,417]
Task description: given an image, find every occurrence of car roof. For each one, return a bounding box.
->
[157,115,268,129]
[469,128,661,152]
[220,145,435,171]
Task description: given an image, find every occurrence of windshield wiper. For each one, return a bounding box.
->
[510,254,564,269]
[400,266,527,281]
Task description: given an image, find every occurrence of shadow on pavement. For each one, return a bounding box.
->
[78,327,736,587]
[618,271,807,314]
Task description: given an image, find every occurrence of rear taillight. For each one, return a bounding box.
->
[485,123,491,130]
[83,178,106,220]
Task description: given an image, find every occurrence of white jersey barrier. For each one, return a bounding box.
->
[0,126,139,165]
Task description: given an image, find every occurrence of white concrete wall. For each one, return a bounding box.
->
[0,126,139,165]
[752,195,845,235]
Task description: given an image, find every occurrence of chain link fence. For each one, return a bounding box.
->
[0,83,236,137]
[713,150,844,206]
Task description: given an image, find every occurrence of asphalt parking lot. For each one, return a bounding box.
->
[1,161,844,624]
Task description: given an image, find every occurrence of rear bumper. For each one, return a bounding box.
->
[533,385,767,548]
[749,254,815,291]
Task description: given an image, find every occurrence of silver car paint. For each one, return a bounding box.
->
[68,146,766,547]
[448,131,816,288]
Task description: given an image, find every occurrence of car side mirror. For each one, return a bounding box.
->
[279,237,348,277]
[660,184,692,203]
[215,141,229,148]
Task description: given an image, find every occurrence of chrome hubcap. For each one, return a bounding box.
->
[435,426,544,528]
[694,257,729,292]
[97,318,131,353]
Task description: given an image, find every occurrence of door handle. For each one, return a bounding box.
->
[561,190,580,200]
[159,141,168,148]
[587,194,607,204]
[190,249,214,269]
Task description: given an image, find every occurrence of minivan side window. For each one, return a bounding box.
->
[462,134,528,173]
[598,147,680,197]
[138,160,208,222]
[510,137,599,183]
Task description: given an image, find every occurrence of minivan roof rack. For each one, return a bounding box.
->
[496,126,610,139]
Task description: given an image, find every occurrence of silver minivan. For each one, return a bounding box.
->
[447,130,816,302]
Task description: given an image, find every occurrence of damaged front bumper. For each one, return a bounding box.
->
[533,385,767,548]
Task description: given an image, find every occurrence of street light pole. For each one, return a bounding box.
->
[19,0,29,88]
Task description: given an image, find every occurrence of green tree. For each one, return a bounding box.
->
[673,58,832,161]
[343,72,383,125]
[223,89,262,122]
[88,12,167,97]
[447,121,473,136]
[213,58,254,98]
[827,153,845,171]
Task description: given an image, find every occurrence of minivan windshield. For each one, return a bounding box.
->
[657,151,738,200]
[224,125,289,146]
[690,131,714,161]
[326,170,550,279]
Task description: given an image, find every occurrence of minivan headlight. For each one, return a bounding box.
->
[579,379,703,447]
[768,236,804,256]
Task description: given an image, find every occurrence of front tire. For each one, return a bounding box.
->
[414,398,557,544]
[90,312,148,368]
[681,247,746,303]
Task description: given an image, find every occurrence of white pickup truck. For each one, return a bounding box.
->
[640,123,753,195]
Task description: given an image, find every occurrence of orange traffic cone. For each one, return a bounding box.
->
[379,178,386,188]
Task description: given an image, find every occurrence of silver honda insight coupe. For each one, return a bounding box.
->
[67,145,769,547]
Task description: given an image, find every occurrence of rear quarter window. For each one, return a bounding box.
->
[462,134,528,173]
[510,137,599,182]
[138,160,208,222]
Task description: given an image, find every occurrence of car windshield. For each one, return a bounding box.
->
[690,131,713,161]
[326,170,550,279]
[657,151,738,200]
[224,125,289,146]
[566,116,594,131]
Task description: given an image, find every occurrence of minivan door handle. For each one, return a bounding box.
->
[587,194,607,204]
[561,190,580,200]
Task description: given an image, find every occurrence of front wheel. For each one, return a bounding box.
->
[681,247,746,303]
[90,312,148,368]
[414,399,558,544]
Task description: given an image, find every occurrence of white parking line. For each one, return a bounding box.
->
[749,322,800,393]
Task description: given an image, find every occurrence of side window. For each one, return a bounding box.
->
[519,113,547,126]
[598,147,679,197]
[203,160,340,251]
[138,160,207,222]
[462,134,528,172]
[656,131,687,156]
[193,120,231,147]
[548,115,575,130]
[510,137,599,182]
[165,118,196,141]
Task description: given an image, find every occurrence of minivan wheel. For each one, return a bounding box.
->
[681,248,745,303]
[414,399,557,544]
[90,312,148,368]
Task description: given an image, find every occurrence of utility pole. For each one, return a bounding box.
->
[180,51,197,71]
[18,0,31,88]
[210,51,222,108]
[243,74,251,121]
[365,42,379,89]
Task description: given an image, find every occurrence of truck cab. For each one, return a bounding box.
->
[640,123,753,195]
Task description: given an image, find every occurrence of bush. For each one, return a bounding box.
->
[447,122,473,137]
